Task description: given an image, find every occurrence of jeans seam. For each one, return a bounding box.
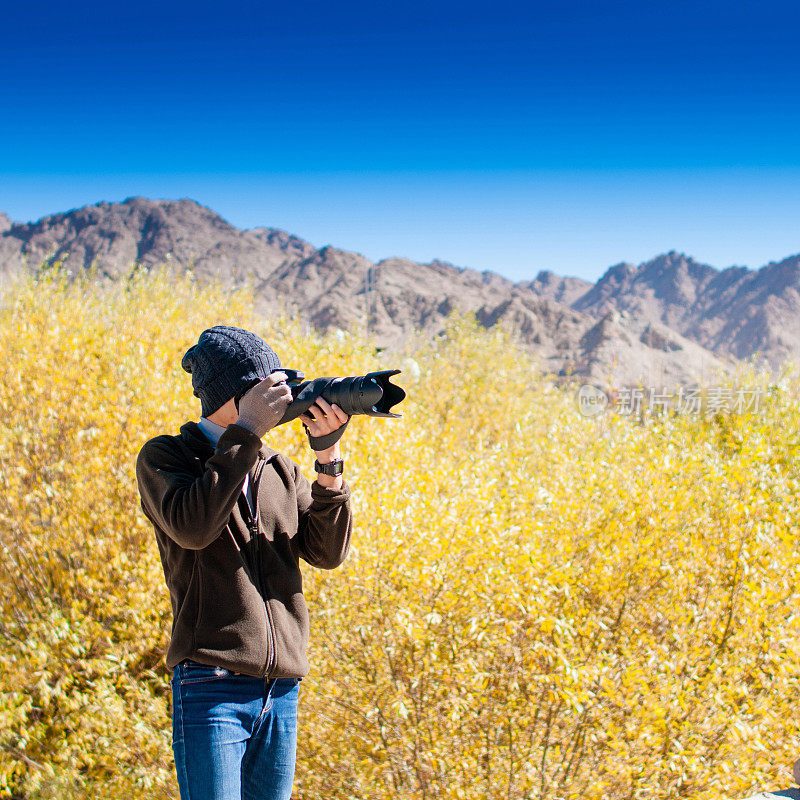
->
[179,675,229,685]
[257,679,275,722]
[179,662,232,685]
[173,671,192,800]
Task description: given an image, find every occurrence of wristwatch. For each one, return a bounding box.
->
[314,458,344,476]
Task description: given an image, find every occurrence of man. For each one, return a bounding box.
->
[135,325,352,800]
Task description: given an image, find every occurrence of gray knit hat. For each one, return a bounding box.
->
[181,325,282,417]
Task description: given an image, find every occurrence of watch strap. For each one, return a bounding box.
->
[314,458,344,476]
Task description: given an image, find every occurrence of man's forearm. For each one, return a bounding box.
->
[136,424,262,549]
[313,442,344,490]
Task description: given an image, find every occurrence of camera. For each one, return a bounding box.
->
[234,368,406,425]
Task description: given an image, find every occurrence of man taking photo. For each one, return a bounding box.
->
[135,324,353,800]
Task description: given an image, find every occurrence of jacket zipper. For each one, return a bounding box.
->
[247,459,277,679]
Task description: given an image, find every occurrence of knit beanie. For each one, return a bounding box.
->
[181,325,282,417]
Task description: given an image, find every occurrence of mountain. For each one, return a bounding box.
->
[574,250,800,368]
[522,270,593,306]
[573,252,721,328]
[0,197,316,285]
[0,197,776,387]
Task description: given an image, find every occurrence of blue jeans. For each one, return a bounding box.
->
[171,659,300,800]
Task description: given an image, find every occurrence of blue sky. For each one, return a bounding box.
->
[2,0,799,281]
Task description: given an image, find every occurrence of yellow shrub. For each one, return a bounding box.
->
[0,262,798,799]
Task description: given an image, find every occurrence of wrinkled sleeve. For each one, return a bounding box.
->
[135,423,261,550]
[292,460,353,570]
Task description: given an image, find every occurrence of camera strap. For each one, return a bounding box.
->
[303,416,350,451]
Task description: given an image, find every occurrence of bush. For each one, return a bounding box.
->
[0,263,798,799]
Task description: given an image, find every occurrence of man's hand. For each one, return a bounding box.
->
[235,372,293,439]
[299,397,349,456]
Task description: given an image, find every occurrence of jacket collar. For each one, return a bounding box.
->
[178,420,280,465]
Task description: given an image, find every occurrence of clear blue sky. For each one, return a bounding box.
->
[2,0,799,281]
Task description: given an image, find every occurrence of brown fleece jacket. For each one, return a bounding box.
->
[135,420,353,678]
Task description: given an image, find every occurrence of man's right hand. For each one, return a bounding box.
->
[235,372,293,439]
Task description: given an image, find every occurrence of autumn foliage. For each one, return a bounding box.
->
[0,263,799,799]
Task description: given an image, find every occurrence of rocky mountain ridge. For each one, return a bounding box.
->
[1,197,796,387]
